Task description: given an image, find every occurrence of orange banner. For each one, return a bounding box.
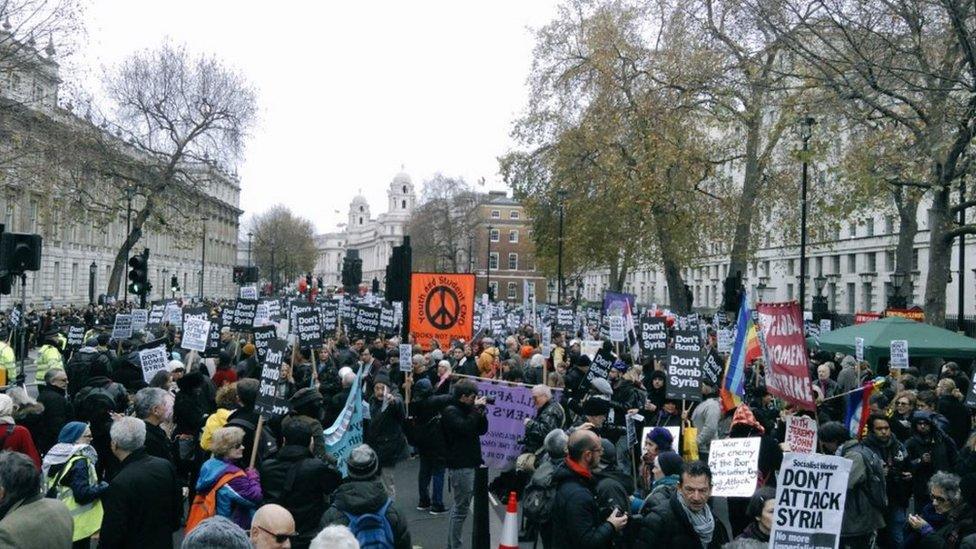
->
[884,308,925,322]
[409,273,475,348]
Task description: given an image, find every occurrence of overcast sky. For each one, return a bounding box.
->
[73,1,560,234]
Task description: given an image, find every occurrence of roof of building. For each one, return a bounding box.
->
[485,191,519,206]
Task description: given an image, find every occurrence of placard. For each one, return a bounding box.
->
[608,315,625,342]
[379,303,396,334]
[255,339,289,419]
[707,437,761,497]
[819,319,832,333]
[756,302,815,411]
[252,325,277,362]
[854,337,864,362]
[111,314,133,342]
[253,301,271,327]
[130,309,148,333]
[181,317,210,353]
[717,328,733,354]
[555,307,575,333]
[580,340,602,360]
[231,298,257,331]
[966,371,976,408]
[138,346,169,383]
[701,349,722,387]
[182,307,208,328]
[889,339,908,369]
[586,348,616,382]
[353,303,381,337]
[409,272,476,348]
[673,329,702,352]
[785,415,818,454]
[296,308,323,348]
[240,285,258,300]
[770,452,851,549]
[205,314,223,358]
[666,349,703,402]
[320,301,339,336]
[164,301,183,327]
[147,302,166,329]
[399,343,413,372]
[66,325,86,351]
[639,316,668,358]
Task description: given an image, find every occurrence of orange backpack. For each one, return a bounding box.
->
[184,470,245,533]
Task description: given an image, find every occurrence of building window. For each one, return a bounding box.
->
[847,282,856,313]
[401,199,406,209]
[358,217,363,225]
[885,216,894,234]
[509,230,518,243]
[787,259,795,276]
[885,250,895,271]
[507,282,517,299]
[829,282,837,311]
[489,253,498,270]
[53,261,60,296]
[359,206,364,212]
[402,185,407,193]
[866,218,875,237]
[787,283,794,300]
[815,256,823,276]
[866,252,876,272]
[862,282,873,311]
[491,210,500,219]
[912,248,919,270]
[832,255,840,275]
[508,253,518,270]
[490,229,499,242]
[847,253,857,274]
[71,263,78,294]
[849,223,857,238]
[510,211,520,219]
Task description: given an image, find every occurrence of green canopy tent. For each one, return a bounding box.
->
[808,317,976,368]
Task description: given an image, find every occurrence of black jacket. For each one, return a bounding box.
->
[638,491,730,549]
[36,385,72,455]
[937,394,971,448]
[98,449,182,549]
[550,462,616,549]
[318,479,411,549]
[410,394,452,461]
[65,346,112,398]
[365,396,408,467]
[441,397,489,469]
[143,421,174,466]
[260,445,341,547]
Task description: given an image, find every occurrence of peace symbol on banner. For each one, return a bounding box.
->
[410,272,475,348]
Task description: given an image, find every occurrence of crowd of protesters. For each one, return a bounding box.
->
[0,297,974,549]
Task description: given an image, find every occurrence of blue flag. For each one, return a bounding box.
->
[323,365,365,476]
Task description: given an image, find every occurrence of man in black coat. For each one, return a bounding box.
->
[133,387,175,465]
[409,378,452,513]
[550,429,628,549]
[441,379,489,549]
[365,373,408,500]
[260,420,341,549]
[99,417,182,549]
[36,368,73,455]
[638,460,730,548]
[64,339,111,399]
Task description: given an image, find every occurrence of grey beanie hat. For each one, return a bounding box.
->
[346,444,380,480]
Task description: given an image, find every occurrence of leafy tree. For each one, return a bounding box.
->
[250,205,317,291]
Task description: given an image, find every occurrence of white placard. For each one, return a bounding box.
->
[608,315,625,342]
[770,452,851,549]
[889,339,909,369]
[785,415,818,454]
[854,337,864,362]
[398,343,413,372]
[240,285,258,299]
[819,319,832,333]
[581,340,602,360]
[181,317,211,353]
[717,329,732,354]
[130,309,148,333]
[707,437,762,498]
[111,314,133,341]
[138,346,169,383]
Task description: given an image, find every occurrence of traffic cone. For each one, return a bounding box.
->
[498,491,519,549]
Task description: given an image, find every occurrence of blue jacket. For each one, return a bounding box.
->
[195,457,262,528]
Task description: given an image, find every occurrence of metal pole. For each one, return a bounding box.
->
[124,191,131,303]
[247,232,253,268]
[487,225,493,301]
[472,465,490,549]
[88,262,96,305]
[799,128,810,312]
[200,218,207,299]
[558,197,565,305]
[16,274,25,385]
[960,176,966,327]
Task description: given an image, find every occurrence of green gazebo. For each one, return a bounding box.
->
[809,317,976,368]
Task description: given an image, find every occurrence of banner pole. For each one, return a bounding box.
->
[452,372,563,391]
[819,379,884,404]
[405,372,412,417]
[248,414,265,470]
[310,348,318,389]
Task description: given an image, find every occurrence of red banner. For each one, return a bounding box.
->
[756,301,816,411]
[854,311,882,324]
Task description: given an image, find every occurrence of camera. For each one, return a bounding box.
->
[484,396,496,405]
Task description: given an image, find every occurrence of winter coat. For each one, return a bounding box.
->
[317,479,412,549]
[641,474,679,514]
[691,396,721,456]
[195,457,263,529]
[0,494,73,549]
[99,449,182,549]
[836,364,860,394]
[35,384,73,455]
[13,402,45,457]
[409,394,452,462]
[65,346,111,398]
[143,421,174,466]
[174,389,207,437]
[638,490,730,549]
[861,432,911,507]
[906,413,959,506]
[724,522,770,549]
[937,394,971,448]
[200,408,232,452]
[838,439,887,537]
[441,396,489,469]
[550,461,616,549]
[74,376,128,416]
[260,445,341,546]
[365,396,408,467]
[611,380,646,425]
[521,399,566,454]
[909,503,976,549]
[109,360,144,392]
[0,423,40,468]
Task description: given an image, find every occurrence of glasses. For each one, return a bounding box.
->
[255,525,299,544]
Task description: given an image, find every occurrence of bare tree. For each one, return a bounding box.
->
[407,174,485,272]
[88,42,257,298]
[250,205,317,291]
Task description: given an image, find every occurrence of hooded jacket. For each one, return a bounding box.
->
[365,392,408,467]
[838,439,887,537]
[260,445,341,544]
[441,396,489,469]
[35,383,73,455]
[638,489,730,548]
[906,411,959,505]
[317,479,412,549]
[550,460,616,549]
[65,346,111,398]
[195,457,263,529]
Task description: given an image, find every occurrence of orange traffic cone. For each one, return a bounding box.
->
[498,491,519,549]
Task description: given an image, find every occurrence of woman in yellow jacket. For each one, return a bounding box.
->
[42,422,108,549]
[201,382,238,452]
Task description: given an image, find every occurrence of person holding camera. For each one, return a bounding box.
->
[440,379,490,549]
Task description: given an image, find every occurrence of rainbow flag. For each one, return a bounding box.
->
[845,378,884,438]
[720,295,761,412]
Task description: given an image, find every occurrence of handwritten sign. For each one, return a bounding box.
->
[785,415,818,454]
[717,329,732,354]
[708,437,761,497]
[181,317,210,353]
[399,343,413,372]
[889,339,909,369]
[111,314,133,342]
[608,315,625,342]
[855,337,864,362]
[770,453,851,549]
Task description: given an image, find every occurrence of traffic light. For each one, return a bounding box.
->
[127,249,150,296]
[384,239,411,302]
[341,250,362,294]
[170,275,179,293]
[233,266,245,284]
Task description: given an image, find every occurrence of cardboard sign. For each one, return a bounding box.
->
[717,329,732,354]
[608,315,625,342]
[182,307,208,328]
[353,303,381,337]
[255,339,289,419]
[147,302,166,329]
[320,301,339,336]
[889,339,909,369]
[756,302,815,411]
[253,301,271,327]
[854,337,864,362]
[771,453,851,549]
[580,340,602,360]
[819,319,832,333]
[666,349,703,402]
[264,298,282,321]
[701,349,723,387]
[639,315,668,358]
[164,301,183,327]
[409,272,475,348]
[220,306,235,330]
[130,309,148,333]
[205,314,223,358]
[138,346,169,383]
[673,329,702,352]
[111,314,133,342]
[252,325,277,362]
[785,415,818,454]
[181,317,210,353]
[66,325,86,351]
[231,299,258,331]
[296,308,323,349]
[240,285,258,300]
[586,348,616,382]
[708,437,761,497]
[398,343,413,372]
[379,303,397,334]
[555,307,575,333]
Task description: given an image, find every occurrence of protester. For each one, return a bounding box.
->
[0,450,73,549]
[523,429,568,548]
[99,416,182,549]
[0,393,40,468]
[691,379,720,463]
[861,413,911,548]
[182,515,252,549]
[250,504,299,549]
[195,426,263,529]
[441,378,489,549]
[133,387,175,464]
[641,450,683,513]
[201,382,238,452]
[638,460,729,547]
[521,384,566,455]
[8,385,46,456]
[364,373,408,500]
[907,410,958,510]
[310,524,360,549]
[316,444,412,549]
[408,377,450,514]
[43,421,109,548]
[36,368,73,455]
[725,486,776,548]
[904,471,975,548]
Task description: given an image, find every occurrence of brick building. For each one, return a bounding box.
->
[471,191,547,303]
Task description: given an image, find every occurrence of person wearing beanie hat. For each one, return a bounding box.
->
[593,437,633,520]
[365,372,408,501]
[0,393,40,468]
[317,444,412,549]
[645,427,674,458]
[213,350,238,388]
[410,376,452,514]
[42,421,108,546]
[641,450,684,514]
[588,377,614,399]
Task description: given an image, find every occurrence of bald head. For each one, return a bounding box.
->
[250,504,296,549]
[567,429,600,461]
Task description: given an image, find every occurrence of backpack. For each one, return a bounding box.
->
[184,470,245,533]
[846,443,887,510]
[522,460,557,523]
[226,416,279,461]
[343,498,395,549]
[74,386,123,421]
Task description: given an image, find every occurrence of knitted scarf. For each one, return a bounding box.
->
[677,490,715,547]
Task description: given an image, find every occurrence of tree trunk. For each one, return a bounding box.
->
[654,210,690,313]
[724,108,764,310]
[106,200,154,298]
[892,189,920,301]
[924,185,952,326]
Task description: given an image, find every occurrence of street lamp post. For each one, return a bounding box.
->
[123,185,135,303]
[798,116,815,313]
[556,189,568,305]
[812,275,829,322]
[200,217,208,299]
[88,262,96,305]
[487,224,494,301]
[887,271,907,309]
